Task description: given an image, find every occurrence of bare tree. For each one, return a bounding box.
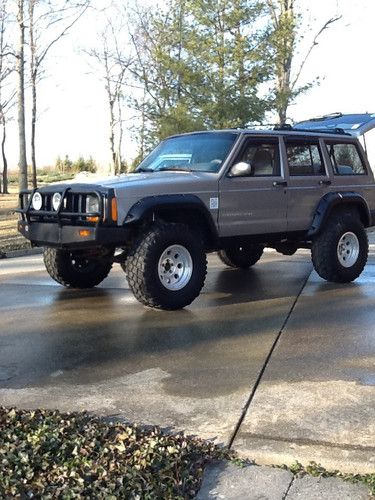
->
[85,13,130,175]
[266,0,340,123]
[28,0,90,188]
[16,0,28,191]
[0,0,15,194]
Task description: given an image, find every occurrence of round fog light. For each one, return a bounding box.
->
[31,192,42,211]
[52,192,62,211]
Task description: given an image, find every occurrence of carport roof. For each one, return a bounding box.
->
[296,112,375,136]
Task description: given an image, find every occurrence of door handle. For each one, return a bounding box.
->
[273,181,288,187]
[319,179,331,186]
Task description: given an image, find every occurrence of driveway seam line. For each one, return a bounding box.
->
[283,475,295,499]
[227,267,313,449]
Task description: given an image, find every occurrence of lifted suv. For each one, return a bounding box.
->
[18,123,375,309]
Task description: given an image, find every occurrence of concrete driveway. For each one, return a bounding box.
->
[0,249,374,473]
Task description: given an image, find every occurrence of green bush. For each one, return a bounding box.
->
[0,407,232,499]
[7,174,18,185]
[56,155,97,174]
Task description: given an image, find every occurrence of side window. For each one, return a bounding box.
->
[237,141,280,176]
[326,142,366,175]
[285,141,325,176]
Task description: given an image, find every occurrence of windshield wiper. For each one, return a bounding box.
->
[158,166,192,172]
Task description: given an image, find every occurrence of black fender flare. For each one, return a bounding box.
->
[307,191,371,238]
[123,194,219,242]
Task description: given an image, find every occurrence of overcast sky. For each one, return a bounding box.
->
[6,0,375,170]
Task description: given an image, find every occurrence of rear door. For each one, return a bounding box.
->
[282,137,332,232]
[218,135,287,237]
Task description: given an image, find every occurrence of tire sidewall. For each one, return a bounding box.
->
[145,228,205,307]
[312,213,368,282]
[126,223,207,309]
[331,217,368,279]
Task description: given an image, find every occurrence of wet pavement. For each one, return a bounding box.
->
[0,249,374,473]
[234,257,375,473]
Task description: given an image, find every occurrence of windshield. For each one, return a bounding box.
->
[136,132,239,173]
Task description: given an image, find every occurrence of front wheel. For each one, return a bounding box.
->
[311,213,368,283]
[43,247,113,288]
[124,223,207,310]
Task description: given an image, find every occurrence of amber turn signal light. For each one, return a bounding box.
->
[79,229,91,237]
[86,216,99,223]
[111,198,118,222]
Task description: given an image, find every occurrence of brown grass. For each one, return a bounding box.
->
[0,188,30,255]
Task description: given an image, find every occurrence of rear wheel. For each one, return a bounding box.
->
[311,212,368,283]
[43,247,113,288]
[218,244,264,269]
[124,222,207,310]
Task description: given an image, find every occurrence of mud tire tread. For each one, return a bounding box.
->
[43,247,113,288]
[124,223,207,310]
[311,212,368,283]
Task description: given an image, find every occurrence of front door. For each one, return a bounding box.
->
[219,136,287,237]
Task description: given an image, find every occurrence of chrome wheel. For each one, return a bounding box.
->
[158,244,193,290]
[337,232,359,268]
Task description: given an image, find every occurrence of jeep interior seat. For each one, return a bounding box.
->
[336,165,354,175]
[252,148,274,176]
[312,162,324,175]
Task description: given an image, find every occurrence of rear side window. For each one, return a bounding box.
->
[326,142,366,175]
[285,141,325,176]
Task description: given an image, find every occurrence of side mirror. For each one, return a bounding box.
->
[228,161,253,177]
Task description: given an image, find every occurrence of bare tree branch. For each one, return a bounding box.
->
[291,15,341,91]
[83,7,130,174]
[37,1,90,69]
[28,0,91,188]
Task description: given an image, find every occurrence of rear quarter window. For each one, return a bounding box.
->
[326,142,366,175]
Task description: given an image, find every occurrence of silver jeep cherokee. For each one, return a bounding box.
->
[17,118,375,309]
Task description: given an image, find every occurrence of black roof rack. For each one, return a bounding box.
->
[246,122,352,136]
[292,127,351,136]
[273,123,293,131]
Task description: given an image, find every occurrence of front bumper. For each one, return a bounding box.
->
[18,220,131,248]
[17,185,131,249]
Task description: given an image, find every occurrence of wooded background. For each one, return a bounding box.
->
[0,0,339,192]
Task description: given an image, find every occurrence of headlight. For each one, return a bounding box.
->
[52,192,62,211]
[86,194,99,214]
[31,192,42,211]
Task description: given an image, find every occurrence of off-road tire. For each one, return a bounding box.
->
[124,223,207,310]
[218,244,264,269]
[311,212,368,283]
[43,247,113,288]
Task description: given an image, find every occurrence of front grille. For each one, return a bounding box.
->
[18,189,104,225]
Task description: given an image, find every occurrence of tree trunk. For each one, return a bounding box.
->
[116,93,123,174]
[17,0,28,191]
[29,0,37,188]
[2,117,8,193]
[140,87,146,160]
[109,99,116,175]
[105,50,116,175]
[31,75,37,187]
[278,107,287,124]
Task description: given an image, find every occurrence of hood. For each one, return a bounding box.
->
[44,170,217,191]
[76,170,217,191]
